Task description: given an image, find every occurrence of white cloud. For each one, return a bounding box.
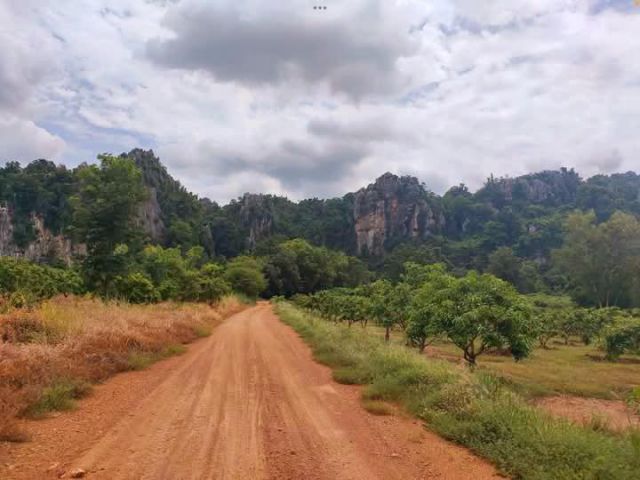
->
[0,115,66,161]
[0,0,638,201]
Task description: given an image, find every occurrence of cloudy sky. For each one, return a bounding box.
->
[1,0,639,202]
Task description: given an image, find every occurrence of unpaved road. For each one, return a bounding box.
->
[1,304,500,479]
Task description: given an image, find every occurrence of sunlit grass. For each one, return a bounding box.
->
[365,324,640,399]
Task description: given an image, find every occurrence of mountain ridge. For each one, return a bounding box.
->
[1,149,639,265]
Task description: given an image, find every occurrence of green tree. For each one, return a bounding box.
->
[432,272,534,365]
[70,155,147,295]
[527,294,574,348]
[553,211,640,307]
[604,321,640,360]
[369,280,404,341]
[406,265,454,352]
[114,272,160,304]
[224,256,267,298]
[197,264,230,305]
[487,247,522,286]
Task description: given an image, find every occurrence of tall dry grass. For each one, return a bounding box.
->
[0,295,243,440]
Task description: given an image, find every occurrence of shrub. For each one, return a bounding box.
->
[604,321,640,360]
[114,272,160,304]
[26,378,92,417]
[224,257,267,298]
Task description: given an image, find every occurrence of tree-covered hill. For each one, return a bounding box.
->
[1,149,639,305]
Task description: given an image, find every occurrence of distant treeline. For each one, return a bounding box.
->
[1,152,640,308]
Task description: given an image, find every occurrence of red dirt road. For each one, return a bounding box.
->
[1,304,500,479]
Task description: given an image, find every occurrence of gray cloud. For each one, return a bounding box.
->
[178,136,368,196]
[2,0,640,203]
[146,2,414,98]
[307,118,396,143]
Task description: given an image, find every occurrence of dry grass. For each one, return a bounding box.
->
[0,295,243,441]
[361,399,393,416]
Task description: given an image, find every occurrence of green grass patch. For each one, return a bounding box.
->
[276,302,640,480]
[163,344,187,356]
[427,340,640,400]
[127,344,187,371]
[368,324,640,400]
[26,378,92,417]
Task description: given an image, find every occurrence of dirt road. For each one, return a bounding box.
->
[1,304,500,479]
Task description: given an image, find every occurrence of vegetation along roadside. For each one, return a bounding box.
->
[0,295,244,442]
[275,301,640,480]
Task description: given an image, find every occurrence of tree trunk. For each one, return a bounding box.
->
[385,326,390,343]
[463,344,477,367]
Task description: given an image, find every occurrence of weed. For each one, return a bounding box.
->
[587,414,612,433]
[127,352,159,371]
[361,399,393,416]
[193,325,212,338]
[26,379,92,418]
[163,344,187,356]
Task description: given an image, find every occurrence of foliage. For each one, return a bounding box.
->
[405,264,454,351]
[224,256,267,298]
[0,257,83,308]
[26,379,92,418]
[487,247,543,293]
[553,211,640,307]
[527,294,573,348]
[302,262,537,366]
[0,160,75,247]
[262,238,370,297]
[604,320,640,360]
[114,272,160,304]
[70,155,147,295]
[196,264,231,305]
[429,271,535,365]
[368,280,412,341]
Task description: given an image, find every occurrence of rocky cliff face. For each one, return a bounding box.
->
[481,168,582,207]
[352,173,444,255]
[239,194,275,249]
[0,208,84,264]
[0,207,16,257]
[136,187,166,243]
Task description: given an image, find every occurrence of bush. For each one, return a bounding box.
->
[26,378,92,417]
[604,321,640,360]
[114,272,160,304]
[224,257,267,298]
[0,257,83,309]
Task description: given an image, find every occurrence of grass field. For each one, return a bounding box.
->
[276,302,640,480]
[428,341,640,399]
[365,325,640,400]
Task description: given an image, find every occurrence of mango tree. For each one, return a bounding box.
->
[406,264,454,352]
[604,321,640,360]
[432,272,534,365]
[369,280,397,341]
